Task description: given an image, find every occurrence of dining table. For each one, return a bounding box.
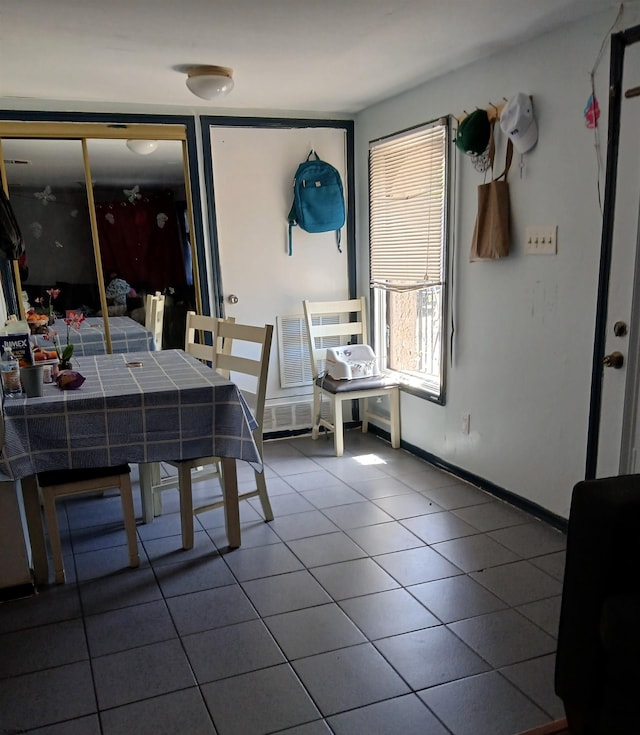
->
[0,349,262,585]
[32,315,155,356]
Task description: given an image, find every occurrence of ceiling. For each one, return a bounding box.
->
[0,0,624,115]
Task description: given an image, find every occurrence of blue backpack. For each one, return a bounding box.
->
[287,150,345,256]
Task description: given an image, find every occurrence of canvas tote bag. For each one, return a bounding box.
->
[470,121,513,261]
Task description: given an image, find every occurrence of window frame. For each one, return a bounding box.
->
[368,117,451,404]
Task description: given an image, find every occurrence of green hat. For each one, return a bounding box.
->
[455,109,490,156]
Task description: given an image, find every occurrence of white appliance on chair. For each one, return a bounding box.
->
[325,344,380,380]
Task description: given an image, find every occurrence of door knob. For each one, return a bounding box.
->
[227,294,239,304]
[603,351,624,369]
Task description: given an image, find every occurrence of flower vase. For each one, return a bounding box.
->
[59,359,72,371]
[48,315,56,326]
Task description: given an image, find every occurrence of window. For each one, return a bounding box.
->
[369,118,449,401]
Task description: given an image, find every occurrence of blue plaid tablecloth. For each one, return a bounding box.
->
[33,316,154,356]
[0,350,261,481]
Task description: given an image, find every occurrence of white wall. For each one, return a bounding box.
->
[355,8,640,519]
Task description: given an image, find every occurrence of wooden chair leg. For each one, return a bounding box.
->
[220,458,241,548]
[333,397,345,457]
[41,490,66,584]
[255,468,274,521]
[311,388,321,440]
[389,387,401,449]
[118,473,140,568]
[177,464,194,550]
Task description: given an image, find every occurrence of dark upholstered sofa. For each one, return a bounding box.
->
[555,474,640,734]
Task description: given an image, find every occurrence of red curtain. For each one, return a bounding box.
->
[95,191,187,293]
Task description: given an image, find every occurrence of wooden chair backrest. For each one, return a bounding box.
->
[302,297,367,378]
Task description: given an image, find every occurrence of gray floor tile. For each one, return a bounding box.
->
[183,619,285,683]
[153,554,237,597]
[268,509,341,541]
[85,599,177,657]
[277,722,333,735]
[78,566,162,615]
[0,619,88,678]
[250,490,317,517]
[25,715,101,735]
[314,458,389,483]
[408,574,507,623]
[373,545,462,586]
[143,529,217,567]
[101,688,217,735]
[517,595,562,637]
[242,569,332,616]
[401,509,479,544]
[73,543,148,582]
[489,521,567,558]
[166,583,257,636]
[394,468,462,492]
[265,603,366,659]
[348,476,417,500]
[222,542,304,581]
[0,661,96,732]
[372,492,444,519]
[448,608,557,668]
[287,531,367,567]
[432,534,519,572]
[292,643,409,716]
[192,499,263,530]
[321,501,394,530]
[92,639,196,710]
[419,671,549,735]
[375,625,490,690]
[0,583,81,633]
[136,510,185,540]
[310,557,400,600]
[500,653,566,719]
[339,588,439,640]
[420,481,494,509]
[202,663,320,735]
[530,550,567,581]
[2,433,574,735]
[265,455,321,476]
[284,469,349,492]
[70,523,129,554]
[469,559,563,607]
[300,485,369,509]
[64,494,129,530]
[452,500,531,532]
[346,521,424,555]
[206,518,281,549]
[328,693,450,735]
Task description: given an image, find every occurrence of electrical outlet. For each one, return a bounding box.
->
[462,413,470,435]
[525,226,557,255]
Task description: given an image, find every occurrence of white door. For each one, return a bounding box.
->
[208,125,350,422]
[596,38,640,476]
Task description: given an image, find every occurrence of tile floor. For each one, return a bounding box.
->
[0,431,568,735]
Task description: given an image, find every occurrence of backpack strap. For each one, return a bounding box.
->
[287,203,297,256]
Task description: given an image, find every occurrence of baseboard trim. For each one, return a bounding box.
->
[369,425,569,533]
[0,580,36,603]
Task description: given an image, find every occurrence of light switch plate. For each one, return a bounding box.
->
[525,226,557,255]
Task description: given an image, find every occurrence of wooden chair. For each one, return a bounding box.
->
[145,292,165,350]
[149,312,274,549]
[38,465,139,584]
[302,297,400,457]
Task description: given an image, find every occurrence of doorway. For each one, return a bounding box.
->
[588,24,640,477]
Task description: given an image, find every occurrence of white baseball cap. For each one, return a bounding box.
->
[500,93,538,154]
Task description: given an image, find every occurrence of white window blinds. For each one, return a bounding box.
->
[369,120,447,290]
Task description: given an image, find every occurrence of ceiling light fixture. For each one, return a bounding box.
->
[185,65,234,100]
[126,139,159,155]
